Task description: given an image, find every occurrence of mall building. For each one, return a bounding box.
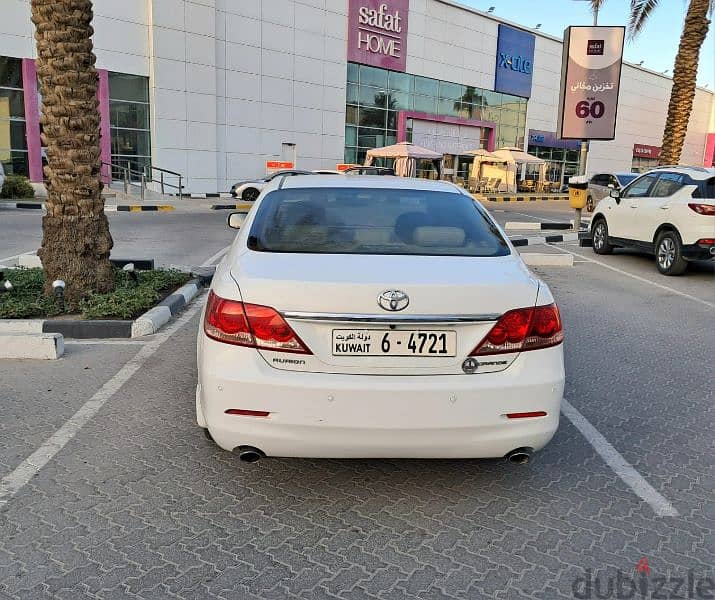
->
[1,0,714,193]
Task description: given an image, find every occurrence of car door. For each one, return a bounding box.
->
[635,172,687,244]
[610,173,659,239]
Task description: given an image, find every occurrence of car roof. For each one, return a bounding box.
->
[278,174,462,192]
[646,166,715,180]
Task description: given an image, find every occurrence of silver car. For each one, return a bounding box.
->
[586,172,638,212]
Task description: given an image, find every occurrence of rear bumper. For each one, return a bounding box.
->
[197,337,565,458]
[681,243,715,261]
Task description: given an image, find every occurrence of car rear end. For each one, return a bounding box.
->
[197,177,565,459]
[678,174,715,260]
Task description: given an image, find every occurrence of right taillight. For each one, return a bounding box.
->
[471,303,563,356]
[688,203,715,216]
[203,290,311,354]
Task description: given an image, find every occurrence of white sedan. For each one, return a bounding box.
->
[197,176,565,462]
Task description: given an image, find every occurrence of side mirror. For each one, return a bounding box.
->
[609,188,620,199]
[227,212,246,229]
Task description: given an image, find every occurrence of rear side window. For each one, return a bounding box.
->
[692,177,715,199]
[651,172,685,197]
[247,187,510,257]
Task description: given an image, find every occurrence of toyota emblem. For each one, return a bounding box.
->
[377,290,409,312]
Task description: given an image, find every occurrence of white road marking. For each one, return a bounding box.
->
[548,245,715,309]
[510,211,565,223]
[0,294,205,506]
[561,400,679,517]
[201,245,230,267]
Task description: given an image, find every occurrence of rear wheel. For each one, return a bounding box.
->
[586,195,595,212]
[592,219,612,255]
[655,231,688,276]
[242,187,259,201]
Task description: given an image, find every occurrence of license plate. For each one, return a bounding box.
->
[332,329,456,356]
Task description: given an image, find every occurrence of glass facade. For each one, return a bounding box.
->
[109,72,151,179]
[345,62,528,166]
[0,56,28,177]
[631,156,658,173]
[527,144,580,187]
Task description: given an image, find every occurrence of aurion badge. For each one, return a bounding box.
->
[377,290,409,312]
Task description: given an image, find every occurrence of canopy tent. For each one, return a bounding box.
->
[469,147,547,193]
[365,142,443,178]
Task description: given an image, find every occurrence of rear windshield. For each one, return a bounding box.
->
[247,187,510,257]
[616,174,638,186]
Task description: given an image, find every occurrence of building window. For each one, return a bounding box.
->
[631,156,658,173]
[0,56,28,177]
[108,72,150,180]
[345,62,527,166]
[528,145,580,187]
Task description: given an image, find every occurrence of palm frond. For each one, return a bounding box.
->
[629,0,660,38]
[589,0,608,11]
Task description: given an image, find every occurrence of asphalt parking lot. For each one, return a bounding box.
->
[0,202,713,599]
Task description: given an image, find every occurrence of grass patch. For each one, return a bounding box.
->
[0,267,190,319]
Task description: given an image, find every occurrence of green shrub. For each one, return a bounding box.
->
[0,267,191,319]
[1,174,35,199]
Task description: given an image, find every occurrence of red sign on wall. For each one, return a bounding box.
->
[336,163,358,171]
[266,161,294,171]
[632,144,661,159]
[347,0,409,72]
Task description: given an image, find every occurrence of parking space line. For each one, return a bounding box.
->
[64,340,148,346]
[561,400,678,517]
[201,245,230,267]
[0,294,205,507]
[548,245,715,309]
[0,251,32,264]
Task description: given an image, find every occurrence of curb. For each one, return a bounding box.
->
[210,203,253,211]
[505,221,575,231]
[178,193,234,199]
[0,276,206,340]
[4,202,174,212]
[131,278,202,337]
[476,194,569,202]
[0,332,64,359]
[508,232,580,247]
[16,255,155,270]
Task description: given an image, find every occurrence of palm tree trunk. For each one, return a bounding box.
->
[659,0,711,165]
[31,0,114,304]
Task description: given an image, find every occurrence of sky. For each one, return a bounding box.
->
[461,0,715,88]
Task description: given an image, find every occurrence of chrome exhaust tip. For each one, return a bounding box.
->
[505,447,533,465]
[234,446,265,463]
[709,246,715,256]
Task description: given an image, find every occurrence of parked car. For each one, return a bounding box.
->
[230,169,311,200]
[586,172,639,212]
[197,175,565,462]
[344,166,396,176]
[590,166,715,275]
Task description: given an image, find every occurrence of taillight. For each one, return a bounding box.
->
[688,203,715,215]
[471,303,563,356]
[203,290,311,353]
[697,238,715,247]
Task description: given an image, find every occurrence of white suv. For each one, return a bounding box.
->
[590,166,715,275]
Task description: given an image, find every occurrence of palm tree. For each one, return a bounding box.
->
[590,0,713,165]
[30,0,114,303]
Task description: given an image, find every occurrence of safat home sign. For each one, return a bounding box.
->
[348,0,409,72]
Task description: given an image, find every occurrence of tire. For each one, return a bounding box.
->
[242,187,259,202]
[203,427,214,442]
[586,195,595,212]
[655,230,688,276]
[591,219,613,255]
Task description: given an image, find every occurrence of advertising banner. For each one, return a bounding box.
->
[494,24,535,99]
[557,26,625,140]
[347,0,409,72]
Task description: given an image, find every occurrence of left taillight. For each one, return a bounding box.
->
[688,203,715,216]
[471,303,563,356]
[203,290,311,354]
